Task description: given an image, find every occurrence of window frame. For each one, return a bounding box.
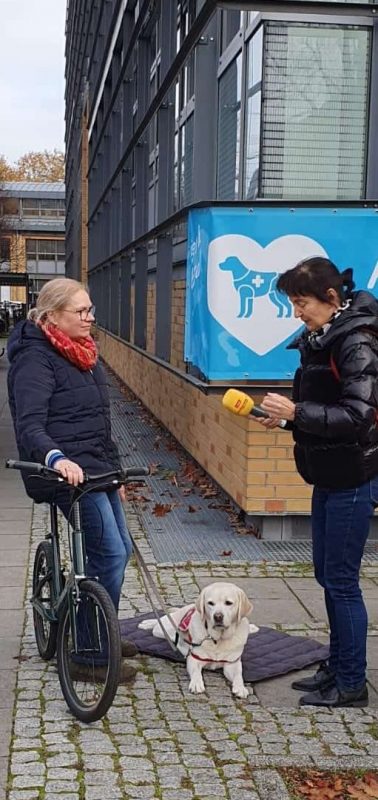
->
[216,11,374,202]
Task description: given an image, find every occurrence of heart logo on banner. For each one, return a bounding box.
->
[207,234,328,356]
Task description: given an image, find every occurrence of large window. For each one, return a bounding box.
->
[261,23,371,199]
[180,114,194,207]
[217,54,242,200]
[220,10,242,53]
[0,238,10,264]
[22,198,65,218]
[172,3,195,212]
[26,239,65,274]
[244,27,263,199]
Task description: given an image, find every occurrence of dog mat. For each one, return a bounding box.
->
[120,612,329,683]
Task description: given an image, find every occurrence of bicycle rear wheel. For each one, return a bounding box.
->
[32,541,58,660]
[56,579,121,723]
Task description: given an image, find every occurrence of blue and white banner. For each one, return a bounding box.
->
[185,206,378,380]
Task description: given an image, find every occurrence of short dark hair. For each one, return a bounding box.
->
[276,257,355,303]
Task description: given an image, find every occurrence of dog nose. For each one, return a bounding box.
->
[214,612,224,624]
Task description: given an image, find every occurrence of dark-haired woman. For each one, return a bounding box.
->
[260,257,378,708]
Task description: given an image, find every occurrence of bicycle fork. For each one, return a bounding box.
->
[68,504,104,658]
[68,502,87,653]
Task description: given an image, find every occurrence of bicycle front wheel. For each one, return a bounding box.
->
[56,579,121,723]
[32,541,58,660]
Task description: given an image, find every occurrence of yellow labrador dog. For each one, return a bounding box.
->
[138,582,258,698]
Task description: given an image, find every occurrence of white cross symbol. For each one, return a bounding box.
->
[368,261,378,290]
[252,274,265,288]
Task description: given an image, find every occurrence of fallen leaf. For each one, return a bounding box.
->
[221,550,232,556]
[202,489,219,498]
[152,503,174,517]
[348,778,378,799]
[148,463,161,475]
[159,468,176,480]
[188,505,197,513]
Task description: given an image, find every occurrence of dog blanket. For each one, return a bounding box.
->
[120,612,329,683]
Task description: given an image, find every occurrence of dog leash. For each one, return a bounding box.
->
[127,529,185,657]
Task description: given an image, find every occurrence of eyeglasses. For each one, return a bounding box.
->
[63,305,96,321]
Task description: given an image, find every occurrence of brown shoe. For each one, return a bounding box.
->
[69,660,137,684]
[121,638,138,658]
[118,661,137,683]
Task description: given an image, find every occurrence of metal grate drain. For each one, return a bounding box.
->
[109,376,378,565]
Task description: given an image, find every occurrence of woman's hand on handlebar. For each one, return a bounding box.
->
[55,459,84,486]
[118,484,127,502]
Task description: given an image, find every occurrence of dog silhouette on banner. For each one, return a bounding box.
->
[219,256,292,319]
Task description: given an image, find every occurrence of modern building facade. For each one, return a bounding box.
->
[65,1,378,537]
[0,182,65,305]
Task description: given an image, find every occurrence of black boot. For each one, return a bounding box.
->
[121,638,138,658]
[299,683,368,708]
[291,661,335,692]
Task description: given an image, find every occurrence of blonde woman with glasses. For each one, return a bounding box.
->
[7,278,137,682]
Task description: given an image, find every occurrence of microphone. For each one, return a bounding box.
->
[222,389,287,428]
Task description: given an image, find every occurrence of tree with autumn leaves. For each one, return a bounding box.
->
[0,150,64,183]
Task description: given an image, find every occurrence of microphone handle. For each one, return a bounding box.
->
[251,406,287,429]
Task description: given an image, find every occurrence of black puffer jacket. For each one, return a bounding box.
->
[7,320,121,501]
[288,291,378,490]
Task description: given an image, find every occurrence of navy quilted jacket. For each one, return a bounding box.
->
[7,320,120,500]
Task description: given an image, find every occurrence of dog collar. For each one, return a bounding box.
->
[189,652,241,664]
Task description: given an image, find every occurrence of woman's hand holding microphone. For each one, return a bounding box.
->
[260,393,296,427]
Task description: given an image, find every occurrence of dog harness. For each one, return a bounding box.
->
[175,606,241,664]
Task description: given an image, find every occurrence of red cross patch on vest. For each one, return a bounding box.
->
[178,606,196,634]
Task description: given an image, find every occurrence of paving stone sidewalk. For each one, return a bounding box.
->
[6,499,378,800]
[3,358,378,799]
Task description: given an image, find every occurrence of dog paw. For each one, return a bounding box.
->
[189,679,205,694]
[138,619,155,630]
[249,624,259,634]
[233,685,249,699]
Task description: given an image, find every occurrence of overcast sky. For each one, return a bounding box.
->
[0,0,66,164]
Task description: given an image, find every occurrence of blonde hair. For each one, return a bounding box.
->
[28,278,87,323]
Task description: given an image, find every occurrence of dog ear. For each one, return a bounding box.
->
[195,587,207,619]
[237,590,253,623]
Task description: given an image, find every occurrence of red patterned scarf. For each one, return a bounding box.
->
[38,321,98,370]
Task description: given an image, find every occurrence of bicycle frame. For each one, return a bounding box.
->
[31,494,90,655]
[8,458,149,657]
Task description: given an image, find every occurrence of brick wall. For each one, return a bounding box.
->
[130,284,135,344]
[10,234,27,303]
[146,281,156,354]
[170,279,186,370]
[98,329,312,516]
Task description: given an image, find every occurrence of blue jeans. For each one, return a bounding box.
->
[57,489,133,613]
[312,478,378,691]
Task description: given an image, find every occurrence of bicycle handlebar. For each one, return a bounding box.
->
[5,460,150,484]
[6,459,53,474]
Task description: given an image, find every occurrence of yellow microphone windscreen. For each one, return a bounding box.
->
[222,389,255,417]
